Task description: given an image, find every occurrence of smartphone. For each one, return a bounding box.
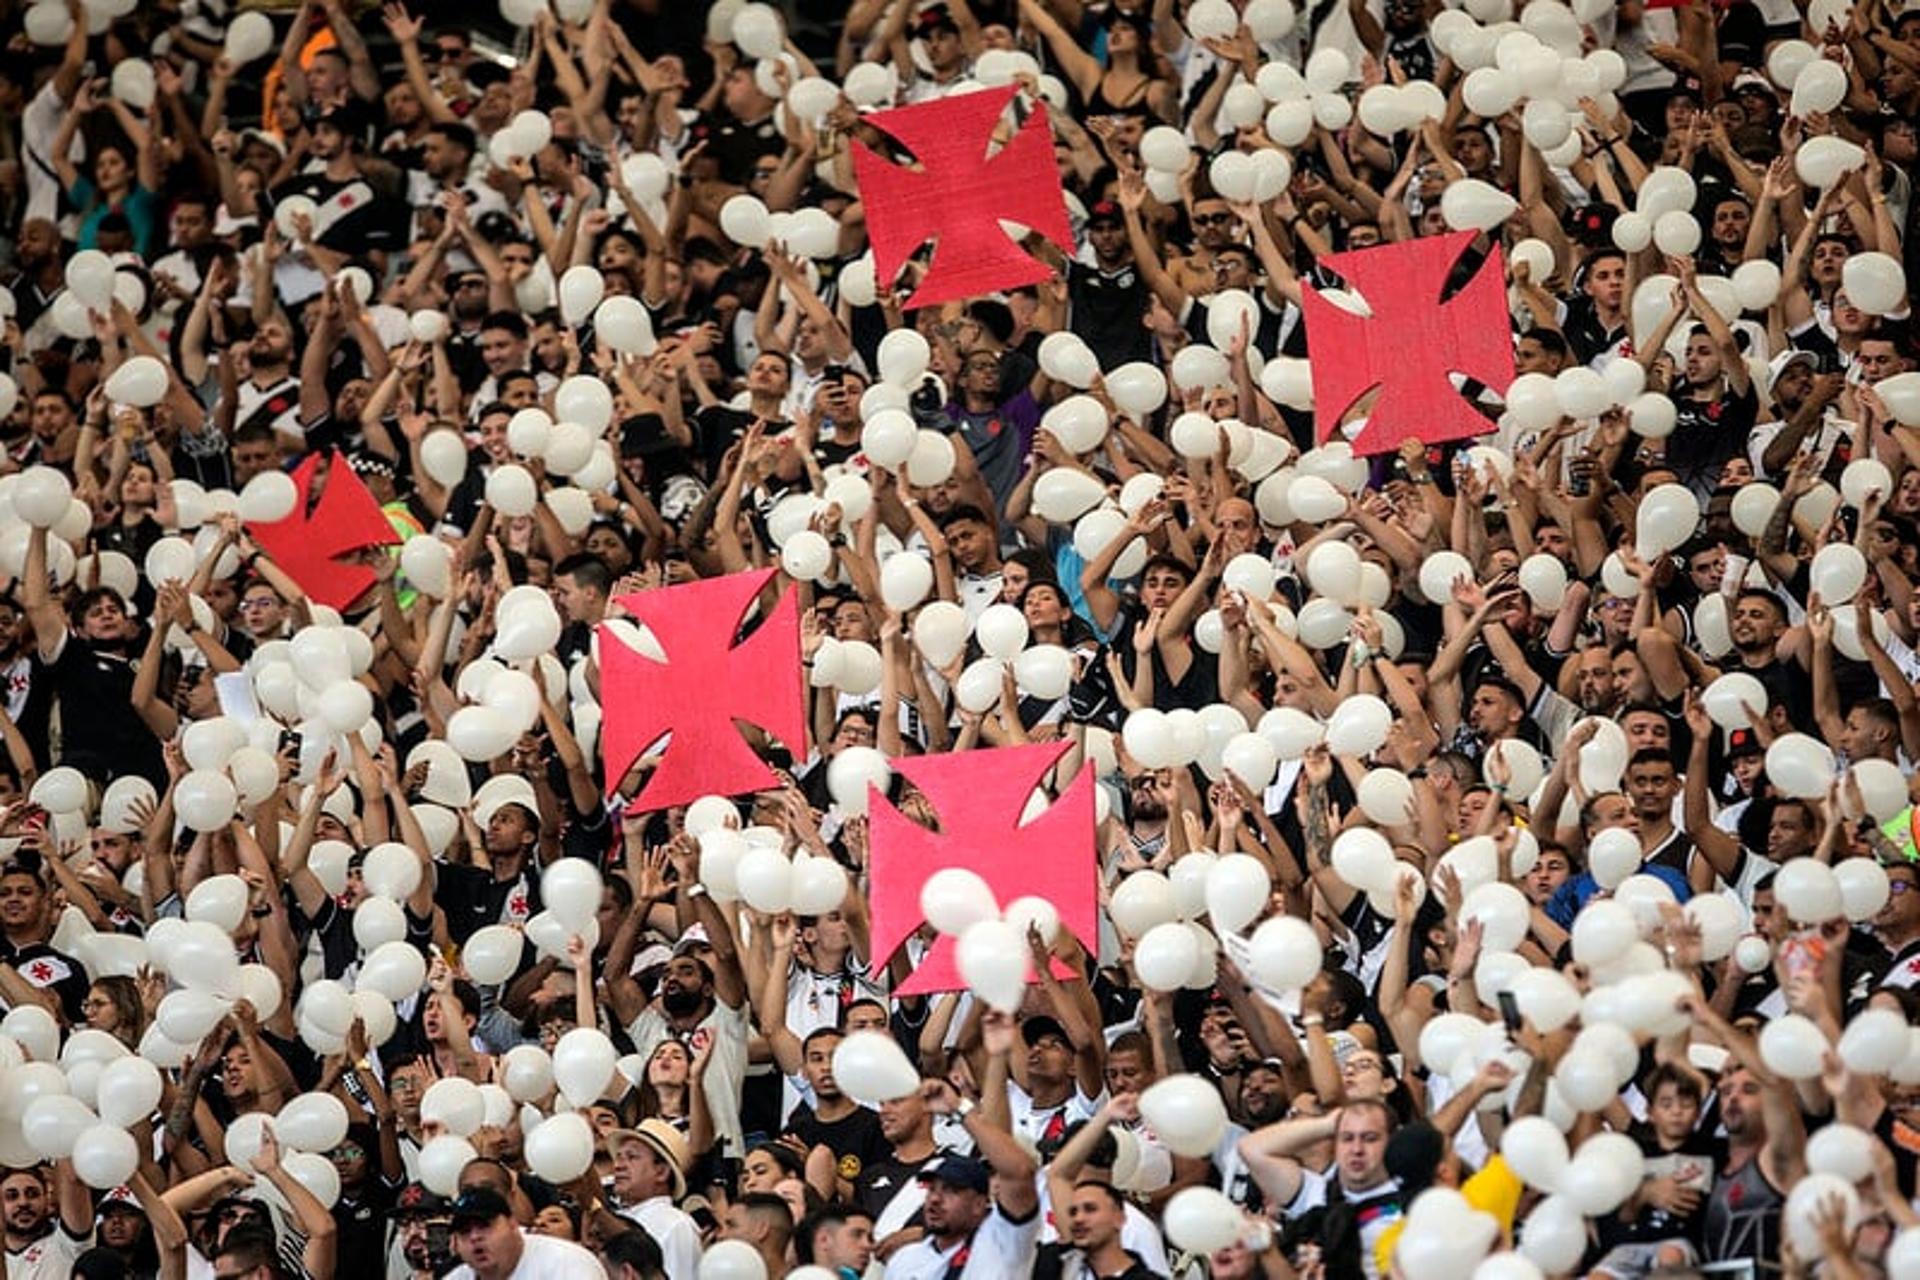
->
[1781,929,1826,982]
[278,728,300,757]
[1497,990,1524,1033]
[425,1221,454,1266]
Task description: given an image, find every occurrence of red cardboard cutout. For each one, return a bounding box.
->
[868,741,1096,996]
[1300,231,1514,457]
[246,450,399,611]
[598,569,805,813]
[853,85,1074,310]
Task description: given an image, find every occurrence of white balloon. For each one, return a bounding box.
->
[71,1125,139,1190]
[1440,179,1519,232]
[832,1031,922,1105]
[1843,251,1907,316]
[277,1092,351,1153]
[1163,1187,1243,1254]
[1766,736,1837,801]
[1139,1075,1229,1158]
[552,1028,617,1107]
[1248,915,1321,989]
[417,1135,477,1196]
[1204,853,1272,934]
[958,919,1028,1010]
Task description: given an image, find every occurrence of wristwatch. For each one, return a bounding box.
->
[954,1098,977,1121]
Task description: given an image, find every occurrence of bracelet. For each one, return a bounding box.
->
[685,883,708,899]
[250,905,272,918]
[955,1097,977,1121]
[1301,1013,1324,1028]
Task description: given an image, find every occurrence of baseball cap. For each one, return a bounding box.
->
[96,1187,141,1216]
[1726,727,1764,758]
[239,127,287,159]
[1085,200,1123,227]
[395,1184,449,1218]
[1767,348,1818,395]
[1020,1014,1072,1049]
[448,1188,513,1228]
[917,5,961,36]
[916,1154,991,1193]
[605,1119,689,1198]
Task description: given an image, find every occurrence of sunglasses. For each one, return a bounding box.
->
[1192,212,1235,226]
[434,46,465,60]
[1892,880,1914,896]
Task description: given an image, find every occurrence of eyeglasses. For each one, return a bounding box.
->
[1192,213,1235,226]
[331,1143,365,1160]
[81,997,111,1012]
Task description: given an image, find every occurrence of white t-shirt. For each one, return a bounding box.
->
[6,1225,91,1280]
[881,1203,1043,1280]
[615,1198,700,1280]
[1007,1081,1101,1149]
[442,1232,602,1280]
[627,1000,751,1158]
[1284,1170,1403,1280]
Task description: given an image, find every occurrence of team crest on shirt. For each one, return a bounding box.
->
[838,1154,862,1181]
[24,956,70,986]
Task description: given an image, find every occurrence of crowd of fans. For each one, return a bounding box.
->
[0,0,1917,1278]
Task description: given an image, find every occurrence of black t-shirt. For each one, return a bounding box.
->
[1665,380,1758,497]
[702,112,786,186]
[694,405,788,478]
[1600,1125,1716,1249]
[265,171,409,259]
[784,1102,891,1188]
[433,862,540,947]
[1068,259,1152,370]
[1560,295,1627,364]
[303,896,434,980]
[855,1148,943,1221]
[0,939,89,1022]
[48,635,165,789]
[1033,1244,1162,1280]
[330,1178,399,1280]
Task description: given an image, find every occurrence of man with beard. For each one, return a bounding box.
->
[1,1163,92,1280]
[393,1185,456,1280]
[881,1080,1042,1280]
[264,104,407,301]
[20,528,166,789]
[1722,587,1812,731]
[0,860,90,1022]
[227,317,302,444]
[860,1085,945,1253]
[1067,202,1152,369]
[621,892,752,1161]
[1685,999,1805,1270]
[4,219,67,349]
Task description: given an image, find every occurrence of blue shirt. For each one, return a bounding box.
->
[1545,863,1692,930]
